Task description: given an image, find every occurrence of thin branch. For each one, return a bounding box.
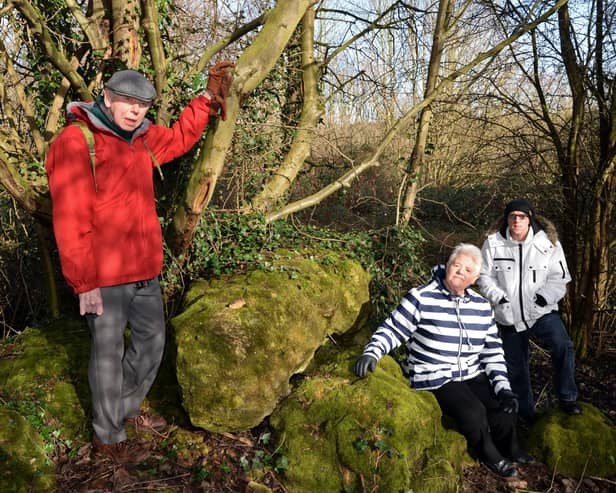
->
[11,0,91,100]
[267,0,570,223]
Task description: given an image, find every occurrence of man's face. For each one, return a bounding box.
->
[104,90,151,131]
[507,211,530,241]
[444,253,479,295]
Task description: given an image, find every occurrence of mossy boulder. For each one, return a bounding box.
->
[0,406,55,492]
[270,346,469,493]
[0,322,90,442]
[170,251,371,432]
[526,403,616,477]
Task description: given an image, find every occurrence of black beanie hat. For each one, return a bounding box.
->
[504,198,534,219]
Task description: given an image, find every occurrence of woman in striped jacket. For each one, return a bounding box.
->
[354,243,533,478]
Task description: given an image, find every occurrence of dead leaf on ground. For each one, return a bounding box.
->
[227,298,246,309]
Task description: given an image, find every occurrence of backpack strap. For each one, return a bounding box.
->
[72,121,98,192]
[144,139,164,181]
[66,122,163,190]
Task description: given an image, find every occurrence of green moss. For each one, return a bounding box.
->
[45,381,87,437]
[0,406,55,492]
[171,251,371,432]
[161,428,210,467]
[0,323,90,442]
[526,403,616,477]
[270,351,467,493]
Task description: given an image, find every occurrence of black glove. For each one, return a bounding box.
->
[535,294,547,307]
[498,389,519,414]
[353,355,377,377]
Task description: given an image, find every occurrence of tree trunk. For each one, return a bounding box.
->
[111,0,141,68]
[34,221,60,319]
[555,1,616,357]
[167,1,314,257]
[400,0,452,224]
[250,7,322,213]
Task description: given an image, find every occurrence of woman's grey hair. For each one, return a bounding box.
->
[447,243,482,275]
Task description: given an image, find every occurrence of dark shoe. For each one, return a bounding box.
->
[560,400,582,415]
[125,411,167,433]
[512,451,536,465]
[483,458,518,477]
[93,435,150,464]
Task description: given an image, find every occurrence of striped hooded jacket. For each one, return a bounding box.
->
[361,265,511,394]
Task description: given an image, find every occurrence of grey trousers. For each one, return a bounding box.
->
[86,278,165,444]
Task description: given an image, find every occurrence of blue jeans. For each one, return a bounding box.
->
[499,312,578,419]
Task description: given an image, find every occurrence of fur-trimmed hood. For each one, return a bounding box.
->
[484,214,560,245]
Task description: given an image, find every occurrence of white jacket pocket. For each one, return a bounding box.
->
[529,299,551,322]
[495,301,515,326]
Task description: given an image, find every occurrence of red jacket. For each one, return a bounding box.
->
[46,95,213,294]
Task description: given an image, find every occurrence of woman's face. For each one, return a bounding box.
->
[444,253,479,296]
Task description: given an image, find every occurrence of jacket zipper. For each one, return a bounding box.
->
[518,244,529,329]
[454,297,463,381]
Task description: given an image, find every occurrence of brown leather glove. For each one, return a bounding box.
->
[207,94,225,120]
[206,60,234,120]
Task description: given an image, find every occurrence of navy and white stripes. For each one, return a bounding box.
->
[362,265,511,394]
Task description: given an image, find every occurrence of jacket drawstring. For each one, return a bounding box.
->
[454,297,474,351]
[453,297,474,381]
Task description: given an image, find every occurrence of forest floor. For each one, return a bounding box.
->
[54,344,616,493]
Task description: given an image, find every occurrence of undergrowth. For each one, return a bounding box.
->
[162,210,428,321]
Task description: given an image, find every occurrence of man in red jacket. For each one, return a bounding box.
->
[46,63,233,464]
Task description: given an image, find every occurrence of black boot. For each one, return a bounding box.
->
[483,458,518,477]
[511,451,536,465]
[559,400,582,415]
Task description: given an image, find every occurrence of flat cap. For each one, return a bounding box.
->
[105,70,157,102]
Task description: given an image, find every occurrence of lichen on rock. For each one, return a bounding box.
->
[270,348,469,493]
[171,250,371,432]
[0,403,56,492]
[526,402,616,477]
[0,323,90,442]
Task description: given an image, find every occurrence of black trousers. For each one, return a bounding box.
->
[431,373,520,464]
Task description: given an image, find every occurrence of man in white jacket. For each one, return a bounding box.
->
[478,198,581,419]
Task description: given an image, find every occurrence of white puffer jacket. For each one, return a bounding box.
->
[478,220,571,332]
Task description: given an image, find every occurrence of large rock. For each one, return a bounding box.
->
[0,406,55,492]
[526,402,616,477]
[0,323,90,442]
[270,345,469,493]
[0,322,91,493]
[170,251,371,432]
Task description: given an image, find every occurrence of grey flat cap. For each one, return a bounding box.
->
[106,70,157,102]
